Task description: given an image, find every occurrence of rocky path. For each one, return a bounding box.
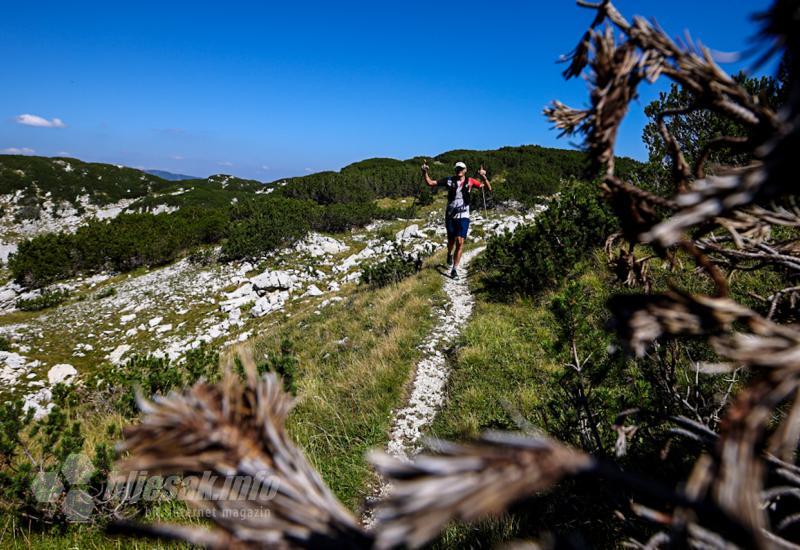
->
[365,246,484,522]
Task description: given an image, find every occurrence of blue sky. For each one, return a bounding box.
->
[0,1,775,181]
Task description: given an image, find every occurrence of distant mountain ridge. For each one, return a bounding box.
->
[144,169,199,181]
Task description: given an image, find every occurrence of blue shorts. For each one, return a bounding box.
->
[446,217,470,239]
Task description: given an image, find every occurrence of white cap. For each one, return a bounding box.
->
[454,161,467,170]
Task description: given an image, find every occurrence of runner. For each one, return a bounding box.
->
[421,160,492,279]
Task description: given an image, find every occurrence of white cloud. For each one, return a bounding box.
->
[171,155,185,160]
[1,147,35,155]
[260,164,270,171]
[304,167,313,172]
[15,114,66,128]
[218,161,234,167]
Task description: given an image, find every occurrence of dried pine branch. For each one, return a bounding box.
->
[112,359,371,549]
[368,432,594,549]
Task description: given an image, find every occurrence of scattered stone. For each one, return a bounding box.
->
[0,351,40,385]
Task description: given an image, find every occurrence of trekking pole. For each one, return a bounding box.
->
[480,164,488,218]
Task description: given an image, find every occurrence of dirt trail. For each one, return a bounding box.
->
[364,246,484,523]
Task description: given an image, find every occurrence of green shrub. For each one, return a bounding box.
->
[16,289,69,311]
[258,338,298,394]
[416,186,435,206]
[9,207,230,288]
[221,198,314,260]
[0,384,91,524]
[9,233,74,287]
[361,245,424,288]
[376,226,396,242]
[477,180,617,296]
[312,202,377,233]
[90,346,220,417]
[94,287,115,300]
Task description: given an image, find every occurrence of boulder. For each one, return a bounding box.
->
[250,270,295,292]
[296,233,349,257]
[229,307,242,322]
[107,345,131,365]
[303,285,324,297]
[47,364,77,385]
[0,287,18,303]
[224,283,254,300]
[23,387,53,420]
[396,224,420,241]
[220,293,258,312]
[250,290,289,317]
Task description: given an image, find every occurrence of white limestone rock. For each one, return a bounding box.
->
[396,224,420,241]
[250,270,295,291]
[47,364,77,385]
[295,233,349,257]
[303,285,324,297]
[23,387,53,420]
[107,344,131,365]
[224,283,254,300]
[250,290,289,317]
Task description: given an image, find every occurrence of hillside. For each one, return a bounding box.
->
[0,155,269,254]
[278,144,641,205]
[0,145,636,261]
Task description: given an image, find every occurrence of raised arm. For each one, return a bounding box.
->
[478,164,492,192]
[421,161,438,187]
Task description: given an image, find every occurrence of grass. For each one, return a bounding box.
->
[425,254,614,547]
[251,251,446,508]
[428,288,557,439]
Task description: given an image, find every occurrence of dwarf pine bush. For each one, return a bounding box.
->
[477,180,617,296]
